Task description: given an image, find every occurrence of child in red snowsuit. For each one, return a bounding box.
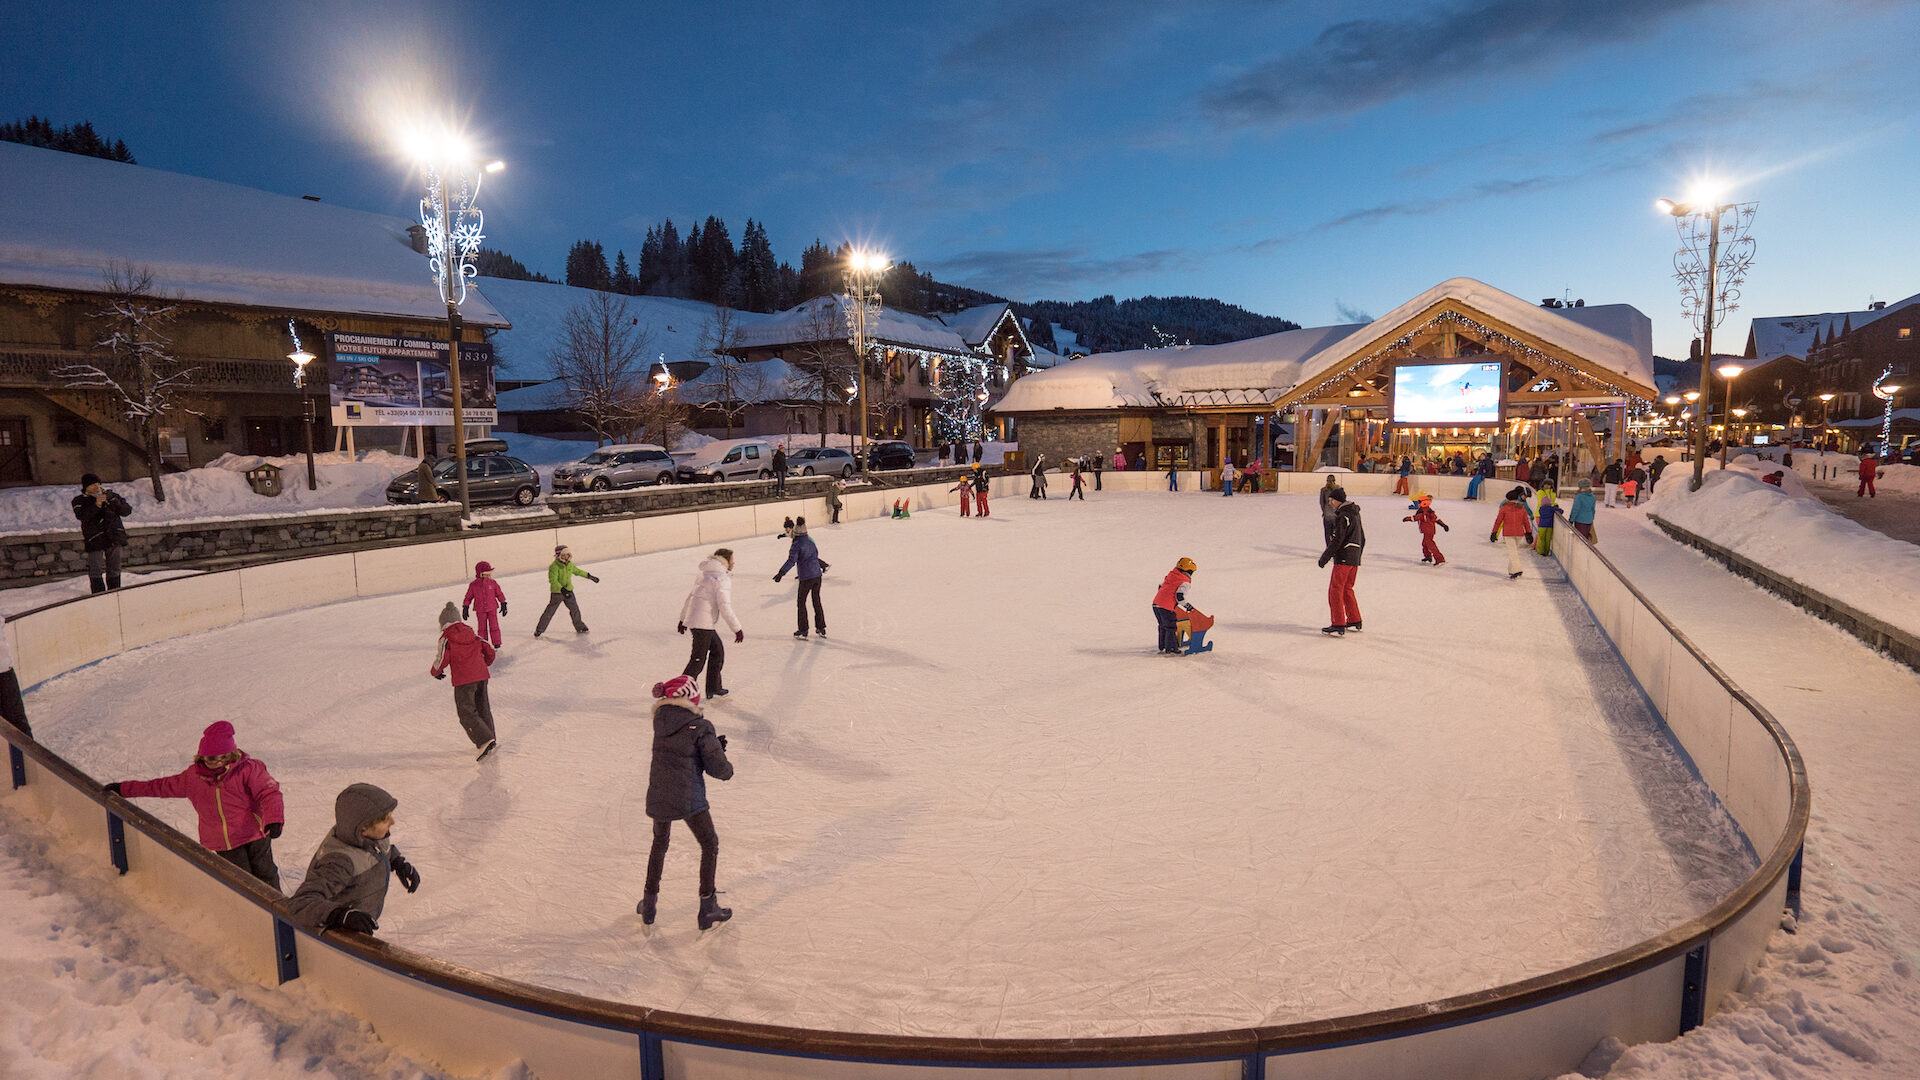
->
[1402,494,1449,565]
[951,476,973,516]
[1858,454,1878,497]
[105,720,285,890]
[462,561,507,647]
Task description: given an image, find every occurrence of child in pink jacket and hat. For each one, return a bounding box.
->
[463,561,507,648]
[106,720,286,890]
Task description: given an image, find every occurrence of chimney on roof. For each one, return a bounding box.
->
[1870,300,1887,310]
[406,223,428,255]
[1574,299,1585,307]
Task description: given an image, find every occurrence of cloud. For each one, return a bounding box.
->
[1199,0,1724,129]
[928,247,1194,298]
[1334,300,1374,323]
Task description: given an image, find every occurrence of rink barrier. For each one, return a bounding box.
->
[0,474,1807,1079]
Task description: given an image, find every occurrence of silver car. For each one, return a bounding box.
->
[551,444,676,491]
[785,446,857,478]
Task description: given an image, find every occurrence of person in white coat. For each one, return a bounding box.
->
[677,548,744,699]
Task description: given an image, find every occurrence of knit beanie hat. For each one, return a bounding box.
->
[1328,486,1347,502]
[651,674,702,707]
[438,601,461,628]
[198,721,237,758]
[80,473,101,488]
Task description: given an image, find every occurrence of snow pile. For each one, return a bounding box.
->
[1648,470,1920,639]
[0,807,486,1079]
[0,451,423,536]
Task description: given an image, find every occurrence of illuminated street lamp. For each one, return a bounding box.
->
[1816,391,1835,438]
[1872,369,1903,451]
[1657,187,1757,489]
[287,322,318,491]
[1731,406,1749,449]
[1715,362,1744,466]
[844,249,890,472]
[410,125,503,516]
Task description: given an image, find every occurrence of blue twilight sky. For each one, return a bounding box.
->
[4,0,1916,359]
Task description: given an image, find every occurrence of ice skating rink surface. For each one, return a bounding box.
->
[31,491,1754,1038]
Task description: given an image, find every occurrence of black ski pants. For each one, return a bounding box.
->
[644,810,719,897]
[0,668,29,738]
[684,629,726,695]
[453,680,496,748]
[217,836,282,891]
[795,576,825,634]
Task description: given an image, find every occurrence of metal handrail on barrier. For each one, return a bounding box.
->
[0,478,1809,1079]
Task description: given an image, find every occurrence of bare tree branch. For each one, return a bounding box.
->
[55,262,197,500]
[550,290,652,445]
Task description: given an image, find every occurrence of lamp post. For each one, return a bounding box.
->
[1872,368,1902,452]
[1731,406,1748,451]
[1663,395,1681,439]
[287,325,318,491]
[415,140,503,517]
[1817,392,1835,444]
[844,250,889,473]
[1657,190,1757,489]
[1715,362,1744,466]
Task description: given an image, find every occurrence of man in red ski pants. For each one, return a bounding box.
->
[1858,453,1878,498]
[1317,486,1365,636]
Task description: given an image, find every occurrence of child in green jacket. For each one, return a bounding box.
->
[534,545,599,636]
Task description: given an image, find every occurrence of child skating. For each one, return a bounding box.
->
[105,720,285,890]
[534,545,598,636]
[462,560,507,648]
[678,549,743,699]
[1401,492,1449,564]
[432,601,499,760]
[1535,489,1559,555]
[1151,557,1197,655]
[637,674,735,930]
[773,518,829,638]
[1489,488,1536,579]
[951,475,973,516]
[287,783,420,936]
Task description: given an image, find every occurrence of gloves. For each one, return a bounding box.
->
[433,669,447,680]
[677,621,687,634]
[103,781,123,796]
[265,822,283,840]
[390,854,421,894]
[1440,524,1449,532]
[588,574,601,583]
[819,562,830,572]
[734,629,744,644]
[717,734,729,750]
[1402,516,1413,522]
[1317,554,1330,568]
[499,601,508,616]
[328,907,378,933]
[462,604,470,620]
[772,574,783,583]
[1489,533,1499,543]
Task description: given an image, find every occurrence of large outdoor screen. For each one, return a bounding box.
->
[1392,361,1503,425]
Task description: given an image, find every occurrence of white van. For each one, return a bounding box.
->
[675,439,776,483]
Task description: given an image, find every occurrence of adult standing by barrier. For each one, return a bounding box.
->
[72,474,132,593]
[1568,479,1597,542]
[1091,451,1103,491]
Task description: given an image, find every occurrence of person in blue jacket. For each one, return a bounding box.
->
[1567,479,1598,542]
[773,517,830,638]
[1465,453,1495,500]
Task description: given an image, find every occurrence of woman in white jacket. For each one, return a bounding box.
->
[677,548,744,698]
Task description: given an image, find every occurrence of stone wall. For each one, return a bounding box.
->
[545,475,840,522]
[1007,417,1122,468]
[3,504,465,581]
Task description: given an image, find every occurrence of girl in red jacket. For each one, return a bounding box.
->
[951,475,973,516]
[105,720,285,890]
[462,560,507,648]
[1489,487,1537,579]
[1401,493,1449,565]
[432,601,499,760]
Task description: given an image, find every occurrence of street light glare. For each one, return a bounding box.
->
[484,159,505,174]
[1654,198,1678,215]
[1664,396,1680,405]
[1684,391,1701,401]
[1687,181,1723,208]
[1716,363,1745,379]
[1818,392,1835,401]
[287,349,315,368]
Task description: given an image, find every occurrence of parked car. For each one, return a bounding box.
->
[866,440,918,470]
[551,444,676,491]
[676,439,776,483]
[785,446,857,478]
[386,453,541,506]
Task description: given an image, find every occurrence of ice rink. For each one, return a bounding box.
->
[27,490,1754,1039]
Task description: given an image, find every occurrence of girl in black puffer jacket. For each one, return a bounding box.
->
[638,674,735,930]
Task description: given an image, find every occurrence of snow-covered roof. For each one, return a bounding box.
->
[940,303,1014,347]
[1295,278,1654,394]
[675,357,808,404]
[0,141,508,327]
[734,295,975,356]
[478,277,768,379]
[994,323,1364,412]
[1747,293,1920,363]
[495,379,572,413]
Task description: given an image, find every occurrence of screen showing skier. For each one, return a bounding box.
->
[1391,362,1503,424]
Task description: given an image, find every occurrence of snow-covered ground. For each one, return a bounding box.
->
[1547,508,1920,1079]
[1644,465,1920,641]
[22,492,1749,1041]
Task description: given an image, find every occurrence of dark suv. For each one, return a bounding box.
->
[386,454,542,506]
[866,441,918,470]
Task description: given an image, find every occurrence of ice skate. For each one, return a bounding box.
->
[1321,625,1345,636]
[698,892,732,930]
[475,738,497,762]
[1343,621,1363,632]
[794,629,809,639]
[637,892,657,925]
[709,688,729,698]
[1509,571,1523,579]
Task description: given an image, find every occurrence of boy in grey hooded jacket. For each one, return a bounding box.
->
[288,783,420,934]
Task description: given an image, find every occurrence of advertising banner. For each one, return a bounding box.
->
[1391,361,1504,425]
[326,332,497,426]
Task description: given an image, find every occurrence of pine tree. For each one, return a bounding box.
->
[660,220,688,297]
[690,216,735,305]
[475,247,551,282]
[564,240,612,290]
[637,227,662,294]
[1,116,136,162]
[612,250,636,294]
[738,219,779,312]
[798,239,836,302]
